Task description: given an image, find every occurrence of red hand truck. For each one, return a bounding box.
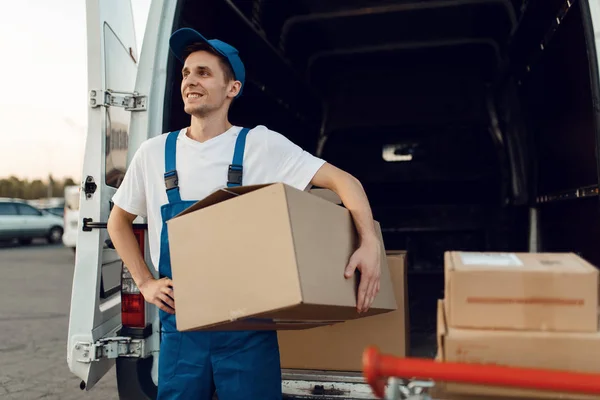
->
[363,346,600,399]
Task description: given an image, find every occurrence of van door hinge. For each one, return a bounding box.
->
[89,89,147,111]
[73,337,145,363]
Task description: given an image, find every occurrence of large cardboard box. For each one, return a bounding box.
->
[437,300,600,400]
[445,251,598,332]
[308,188,342,204]
[167,183,398,332]
[277,251,408,371]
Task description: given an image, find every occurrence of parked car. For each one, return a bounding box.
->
[41,206,65,218]
[0,198,64,245]
[69,0,600,398]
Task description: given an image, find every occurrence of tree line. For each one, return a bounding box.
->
[0,176,77,200]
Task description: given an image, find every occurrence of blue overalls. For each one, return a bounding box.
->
[156,128,282,400]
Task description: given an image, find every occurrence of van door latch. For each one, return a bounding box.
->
[84,176,96,199]
[74,337,145,363]
[89,89,147,111]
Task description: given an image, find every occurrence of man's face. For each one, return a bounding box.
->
[180,50,238,117]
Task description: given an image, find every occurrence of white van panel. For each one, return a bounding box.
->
[587,0,600,74]
[127,0,179,386]
[67,0,138,391]
[129,0,179,150]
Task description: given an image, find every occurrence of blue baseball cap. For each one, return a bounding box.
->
[169,28,245,97]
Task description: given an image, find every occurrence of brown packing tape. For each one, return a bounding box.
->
[522,253,549,332]
[521,253,588,332]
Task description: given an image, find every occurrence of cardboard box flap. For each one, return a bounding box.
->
[173,183,276,218]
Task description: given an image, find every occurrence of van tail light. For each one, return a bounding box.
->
[121,229,146,328]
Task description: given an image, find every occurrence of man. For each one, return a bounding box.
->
[107,27,382,400]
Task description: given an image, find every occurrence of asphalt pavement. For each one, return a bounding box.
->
[0,240,119,399]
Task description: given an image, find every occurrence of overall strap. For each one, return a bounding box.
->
[164,130,182,203]
[227,127,250,187]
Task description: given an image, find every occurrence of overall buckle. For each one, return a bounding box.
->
[228,165,243,186]
[164,170,179,190]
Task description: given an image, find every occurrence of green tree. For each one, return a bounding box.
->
[4,176,25,199]
[0,176,79,199]
[30,180,46,199]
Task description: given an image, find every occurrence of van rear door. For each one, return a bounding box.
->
[67,0,141,391]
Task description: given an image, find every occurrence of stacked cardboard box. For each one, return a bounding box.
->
[277,250,409,371]
[272,186,410,371]
[437,251,600,399]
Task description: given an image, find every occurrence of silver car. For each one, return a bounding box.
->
[0,198,64,245]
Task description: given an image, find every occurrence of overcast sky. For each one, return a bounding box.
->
[0,0,151,181]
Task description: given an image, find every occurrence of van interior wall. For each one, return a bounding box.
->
[312,36,524,358]
[165,0,599,357]
[513,1,600,266]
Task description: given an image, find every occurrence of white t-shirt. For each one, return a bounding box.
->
[112,125,326,271]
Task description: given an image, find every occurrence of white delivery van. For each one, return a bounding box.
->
[68,0,600,398]
[62,185,80,251]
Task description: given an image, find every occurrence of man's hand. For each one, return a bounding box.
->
[139,277,176,314]
[345,236,381,313]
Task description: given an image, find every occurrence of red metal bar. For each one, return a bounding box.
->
[363,346,600,398]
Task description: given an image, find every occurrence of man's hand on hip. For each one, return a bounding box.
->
[345,236,381,313]
[139,277,176,314]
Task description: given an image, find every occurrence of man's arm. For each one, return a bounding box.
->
[310,162,381,313]
[107,206,175,314]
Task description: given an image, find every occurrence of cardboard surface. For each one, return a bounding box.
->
[167,183,397,332]
[437,300,600,400]
[277,252,408,371]
[308,188,342,204]
[445,251,599,332]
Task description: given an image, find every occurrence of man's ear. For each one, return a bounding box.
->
[228,80,242,98]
